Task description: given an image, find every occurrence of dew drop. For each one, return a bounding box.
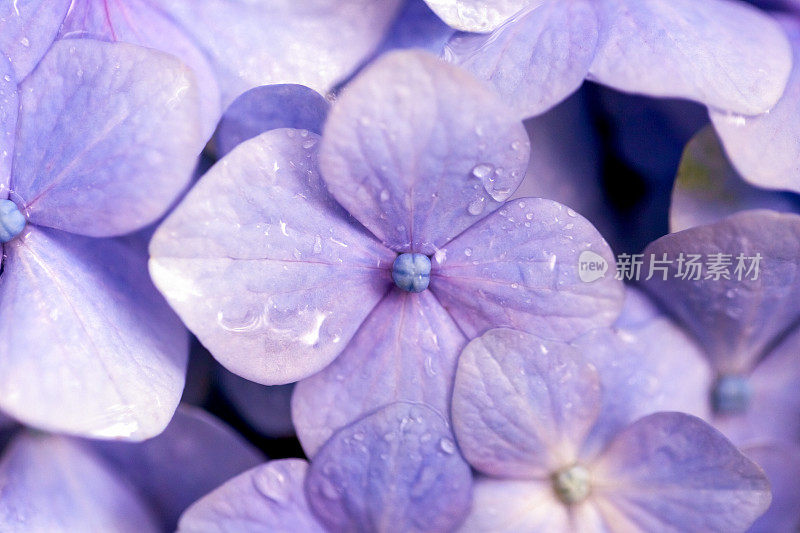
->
[379,189,390,202]
[439,438,456,455]
[471,163,494,180]
[467,197,486,216]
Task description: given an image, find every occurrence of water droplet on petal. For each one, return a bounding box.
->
[467,197,486,216]
[471,163,494,180]
[439,438,455,454]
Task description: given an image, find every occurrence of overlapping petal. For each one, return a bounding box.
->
[292,289,466,456]
[216,84,329,158]
[590,0,791,115]
[744,443,800,533]
[305,402,472,533]
[710,17,800,193]
[157,0,403,106]
[0,0,71,80]
[319,50,529,254]
[91,405,265,529]
[0,433,159,532]
[60,0,221,137]
[431,198,624,340]
[459,478,570,532]
[0,227,188,440]
[445,0,598,117]
[11,40,203,237]
[670,126,800,233]
[452,328,601,478]
[575,322,712,456]
[423,0,529,32]
[178,460,325,533]
[642,210,800,373]
[0,55,15,197]
[592,413,772,532]
[149,130,395,385]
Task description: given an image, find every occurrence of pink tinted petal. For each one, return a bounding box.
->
[423,0,529,32]
[452,328,601,478]
[319,50,529,254]
[305,402,472,533]
[11,40,203,237]
[0,227,188,440]
[149,130,395,385]
[91,405,264,530]
[292,289,466,456]
[60,0,221,138]
[592,413,771,533]
[459,478,571,532]
[574,323,712,458]
[0,433,159,532]
[157,0,403,106]
[219,370,296,437]
[0,0,70,80]
[744,442,800,533]
[711,17,800,193]
[0,56,15,196]
[431,198,624,341]
[670,126,800,233]
[178,459,325,533]
[641,210,800,373]
[215,84,329,157]
[590,0,791,115]
[445,1,598,117]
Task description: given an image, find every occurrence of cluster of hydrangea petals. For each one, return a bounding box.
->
[0,0,798,532]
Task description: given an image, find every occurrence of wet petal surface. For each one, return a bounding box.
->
[0,0,71,80]
[0,227,188,440]
[150,130,395,385]
[319,50,529,254]
[452,328,601,478]
[292,289,466,456]
[305,402,472,533]
[431,197,624,341]
[12,40,203,237]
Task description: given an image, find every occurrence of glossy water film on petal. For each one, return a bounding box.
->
[0,199,25,243]
[551,463,591,505]
[712,374,752,415]
[392,253,431,292]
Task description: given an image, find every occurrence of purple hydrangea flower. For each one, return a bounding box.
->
[177,402,473,532]
[149,50,625,456]
[59,0,407,138]
[0,35,204,439]
[0,406,263,531]
[639,209,800,530]
[452,328,771,531]
[434,0,791,120]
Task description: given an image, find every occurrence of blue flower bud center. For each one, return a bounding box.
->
[392,253,431,293]
[552,463,591,505]
[712,374,752,415]
[0,199,26,243]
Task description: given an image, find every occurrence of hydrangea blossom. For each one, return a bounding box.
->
[639,209,800,530]
[149,50,625,457]
[0,406,263,531]
[452,328,771,531]
[177,402,472,532]
[0,36,203,439]
[435,0,791,120]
